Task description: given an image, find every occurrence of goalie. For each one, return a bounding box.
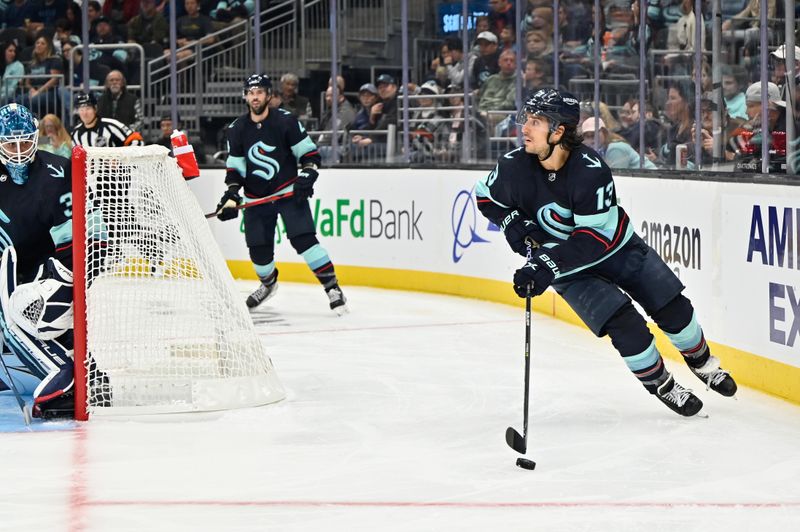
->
[0,103,75,419]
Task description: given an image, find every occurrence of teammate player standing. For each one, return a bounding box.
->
[477,89,736,416]
[0,103,76,419]
[216,73,347,314]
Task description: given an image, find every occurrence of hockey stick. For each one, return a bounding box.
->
[0,341,32,426]
[204,190,295,219]
[506,284,531,455]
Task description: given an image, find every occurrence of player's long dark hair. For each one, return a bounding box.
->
[559,126,583,151]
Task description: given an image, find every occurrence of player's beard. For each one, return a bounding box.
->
[249,100,268,115]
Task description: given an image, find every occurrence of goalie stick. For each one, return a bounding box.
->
[204,190,295,219]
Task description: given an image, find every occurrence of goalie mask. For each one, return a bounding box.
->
[9,257,74,341]
[0,103,39,185]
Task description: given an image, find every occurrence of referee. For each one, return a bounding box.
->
[71,92,144,147]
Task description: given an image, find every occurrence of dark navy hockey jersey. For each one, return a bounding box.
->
[0,151,72,281]
[476,144,633,277]
[225,108,321,200]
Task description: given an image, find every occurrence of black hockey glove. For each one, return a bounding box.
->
[216,187,242,221]
[500,209,542,256]
[294,167,319,204]
[513,249,560,298]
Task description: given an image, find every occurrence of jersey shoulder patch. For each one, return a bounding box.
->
[36,151,69,180]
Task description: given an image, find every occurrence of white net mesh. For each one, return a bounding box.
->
[77,146,284,416]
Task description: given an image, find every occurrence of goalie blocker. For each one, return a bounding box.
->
[0,247,76,419]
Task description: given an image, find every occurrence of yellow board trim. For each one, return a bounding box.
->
[230,260,800,405]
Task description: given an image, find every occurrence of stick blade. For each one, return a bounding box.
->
[505,426,526,454]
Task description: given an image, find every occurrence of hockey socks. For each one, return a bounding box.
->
[301,244,338,289]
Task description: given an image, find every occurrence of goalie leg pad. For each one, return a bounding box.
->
[0,247,75,396]
[9,256,74,341]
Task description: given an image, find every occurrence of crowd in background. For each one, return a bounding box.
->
[0,0,798,172]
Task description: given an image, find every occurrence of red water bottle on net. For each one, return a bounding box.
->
[170,129,200,180]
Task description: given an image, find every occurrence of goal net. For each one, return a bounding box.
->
[72,145,285,419]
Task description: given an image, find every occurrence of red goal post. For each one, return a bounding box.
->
[71,145,284,420]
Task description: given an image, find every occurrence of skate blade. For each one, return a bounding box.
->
[693,409,709,419]
[332,304,349,316]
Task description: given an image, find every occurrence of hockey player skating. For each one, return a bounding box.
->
[0,103,76,419]
[216,73,347,314]
[476,89,736,416]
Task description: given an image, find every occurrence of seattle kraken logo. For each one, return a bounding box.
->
[537,202,573,240]
[451,188,492,263]
[247,141,281,180]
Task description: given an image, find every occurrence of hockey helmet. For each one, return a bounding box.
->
[0,103,39,183]
[516,88,580,132]
[74,91,97,108]
[243,73,273,96]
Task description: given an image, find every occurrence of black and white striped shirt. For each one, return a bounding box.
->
[70,117,145,148]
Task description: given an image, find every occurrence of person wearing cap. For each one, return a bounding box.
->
[92,15,129,69]
[70,91,144,147]
[351,83,379,132]
[744,81,787,133]
[409,80,442,161]
[581,117,657,169]
[369,73,399,132]
[770,44,800,89]
[471,31,501,89]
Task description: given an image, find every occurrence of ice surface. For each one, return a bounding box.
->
[1,282,799,531]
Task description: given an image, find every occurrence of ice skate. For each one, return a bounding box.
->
[688,356,737,397]
[246,279,278,309]
[326,284,348,315]
[656,375,704,417]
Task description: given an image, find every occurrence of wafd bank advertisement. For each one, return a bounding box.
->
[722,193,800,367]
[193,169,520,281]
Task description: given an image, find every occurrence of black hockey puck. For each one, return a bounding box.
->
[516,458,536,470]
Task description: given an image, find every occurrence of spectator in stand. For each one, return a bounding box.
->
[370,73,399,132]
[327,75,345,93]
[659,82,695,168]
[37,113,72,158]
[350,82,378,133]
[477,48,517,119]
[61,40,108,89]
[0,41,23,104]
[617,98,665,161]
[176,0,216,47]
[92,16,128,75]
[744,81,787,133]
[210,0,253,23]
[22,34,62,116]
[409,80,442,162]
[151,113,206,160]
[436,36,467,88]
[557,0,591,50]
[487,0,514,35]
[28,0,68,35]
[86,1,102,39]
[524,30,553,61]
[317,85,356,161]
[278,73,312,120]
[65,2,83,36]
[690,95,743,166]
[498,26,515,53]
[434,83,466,162]
[524,57,551,92]
[103,0,140,26]
[722,0,776,58]
[128,0,168,58]
[771,44,800,90]
[97,70,142,132]
[3,0,37,35]
[721,64,748,120]
[54,18,77,56]
[471,31,501,89]
[581,116,657,169]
